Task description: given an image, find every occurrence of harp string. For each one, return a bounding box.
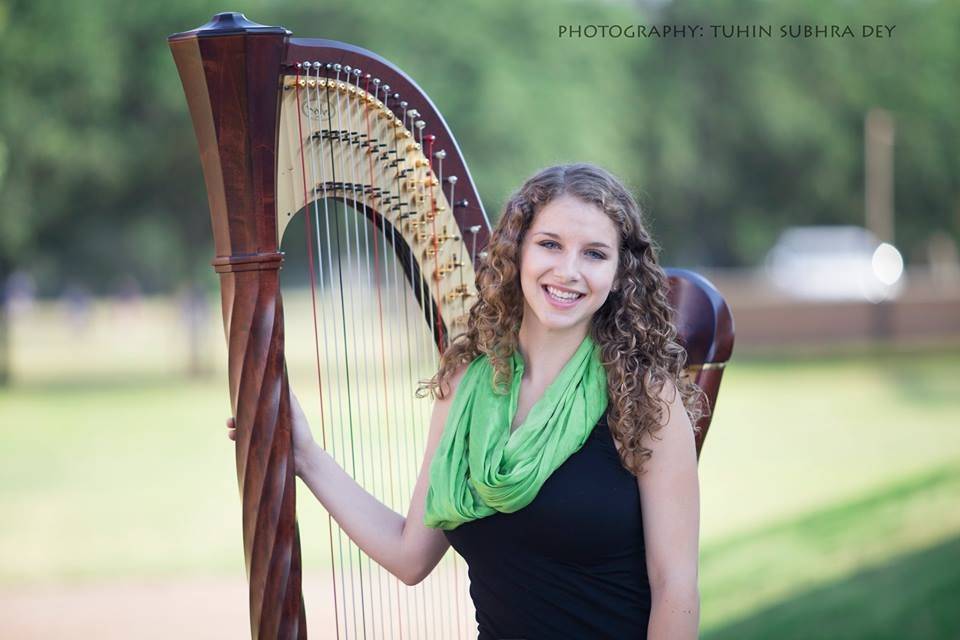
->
[354,74,394,638]
[294,65,343,640]
[362,73,408,640]
[431,138,466,640]
[331,63,374,639]
[384,86,431,640]
[427,135,465,640]
[406,100,447,633]
[314,64,360,638]
[303,64,350,638]
[368,82,417,638]
[349,66,394,639]
[424,130,458,640]
[375,83,422,640]
[335,63,397,639]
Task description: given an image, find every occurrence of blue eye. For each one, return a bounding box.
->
[539,240,606,260]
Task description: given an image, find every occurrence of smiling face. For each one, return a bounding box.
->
[518,195,620,335]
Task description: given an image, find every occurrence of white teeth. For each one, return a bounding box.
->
[545,286,583,301]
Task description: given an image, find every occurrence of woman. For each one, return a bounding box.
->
[228,163,704,639]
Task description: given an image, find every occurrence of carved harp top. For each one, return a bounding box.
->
[170,12,490,349]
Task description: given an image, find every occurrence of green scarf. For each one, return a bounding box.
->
[424,334,608,530]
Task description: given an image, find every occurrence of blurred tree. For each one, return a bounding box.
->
[0,0,957,384]
[631,0,960,266]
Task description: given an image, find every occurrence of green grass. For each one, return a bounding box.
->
[697,347,960,540]
[701,461,960,635]
[707,535,960,639]
[1,297,959,639]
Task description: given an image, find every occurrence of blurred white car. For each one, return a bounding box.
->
[764,226,904,302]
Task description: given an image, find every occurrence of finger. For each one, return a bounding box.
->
[227,427,236,441]
[226,416,236,428]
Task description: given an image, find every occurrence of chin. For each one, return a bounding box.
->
[527,303,595,333]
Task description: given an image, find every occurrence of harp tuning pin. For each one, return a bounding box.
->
[469,225,483,234]
[456,199,470,208]
[392,93,401,101]
[447,176,458,185]
[333,63,342,72]
[373,78,381,86]
[343,65,352,73]
[434,149,447,160]
[415,120,426,130]
[353,68,362,77]
[407,109,420,118]
[423,134,436,143]
[399,101,408,110]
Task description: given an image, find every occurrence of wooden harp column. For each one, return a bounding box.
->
[169,15,306,640]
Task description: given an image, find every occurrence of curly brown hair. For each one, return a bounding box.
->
[418,163,708,476]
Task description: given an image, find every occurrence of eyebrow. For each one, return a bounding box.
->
[533,231,613,250]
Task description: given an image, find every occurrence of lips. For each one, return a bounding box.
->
[542,284,585,306]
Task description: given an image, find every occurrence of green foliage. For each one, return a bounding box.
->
[0,0,957,290]
[634,0,960,265]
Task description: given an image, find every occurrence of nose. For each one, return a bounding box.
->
[552,249,582,283]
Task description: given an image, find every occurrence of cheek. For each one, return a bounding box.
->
[587,265,619,293]
[519,249,547,280]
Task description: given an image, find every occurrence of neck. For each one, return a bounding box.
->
[516,313,590,384]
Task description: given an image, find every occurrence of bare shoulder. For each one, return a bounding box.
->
[637,374,697,480]
[610,374,689,458]
[643,374,688,440]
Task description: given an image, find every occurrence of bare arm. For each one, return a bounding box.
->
[638,380,701,639]
[227,368,466,586]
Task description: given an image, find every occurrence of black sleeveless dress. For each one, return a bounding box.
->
[444,413,651,639]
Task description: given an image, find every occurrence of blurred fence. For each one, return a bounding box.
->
[702,267,960,353]
[4,265,959,384]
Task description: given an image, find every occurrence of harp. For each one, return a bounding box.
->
[169,12,734,639]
